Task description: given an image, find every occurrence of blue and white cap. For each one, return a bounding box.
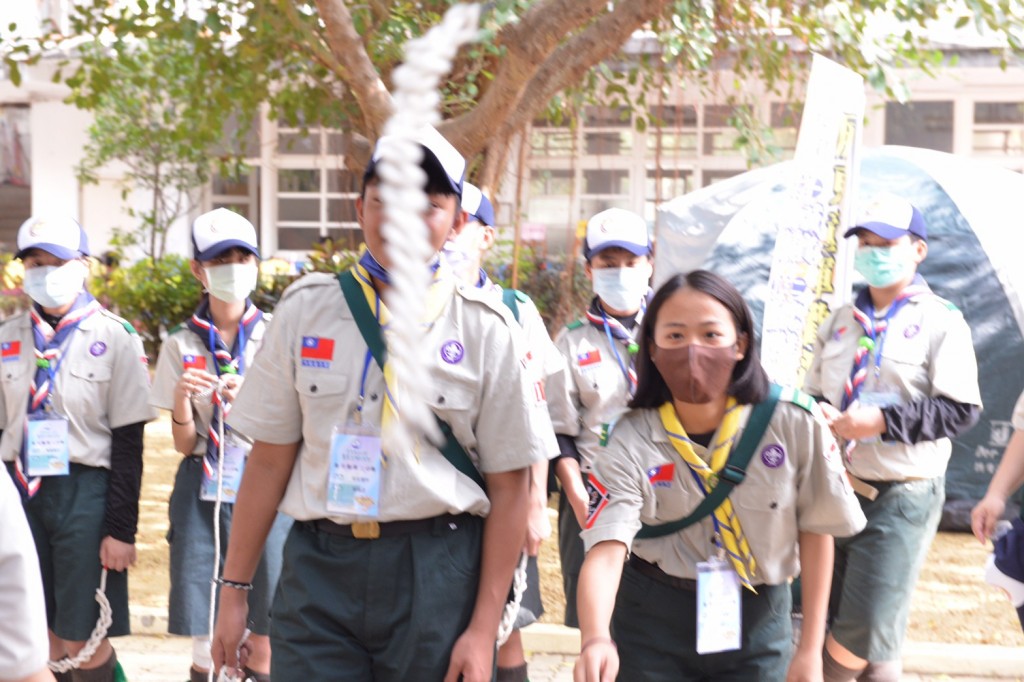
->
[461,183,495,226]
[192,208,259,261]
[584,208,651,259]
[365,125,466,197]
[16,216,90,260]
[845,195,928,242]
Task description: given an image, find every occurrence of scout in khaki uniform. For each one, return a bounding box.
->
[804,197,981,682]
[575,270,866,682]
[150,209,290,682]
[545,207,652,628]
[972,388,1024,631]
[1,217,155,682]
[211,127,552,682]
[0,470,54,682]
[444,182,561,682]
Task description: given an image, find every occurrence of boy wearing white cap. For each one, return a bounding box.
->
[212,129,552,682]
[804,196,982,681]
[444,183,561,682]
[544,207,653,627]
[150,209,288,682]
[1,217,155,681]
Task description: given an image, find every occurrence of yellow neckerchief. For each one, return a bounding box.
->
[350,254,454,461]
[658,398,758,592]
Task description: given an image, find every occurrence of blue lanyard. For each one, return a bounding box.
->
[600,310,633,386]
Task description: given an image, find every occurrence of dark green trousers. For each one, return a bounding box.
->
[558,489,584,628]
[270,516,486,681]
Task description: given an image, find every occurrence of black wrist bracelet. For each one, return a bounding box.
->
[216,577,254,591]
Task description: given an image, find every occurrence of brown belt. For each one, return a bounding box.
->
[628,555,698,591]
[306,513,474,540]
[847,474,928,502]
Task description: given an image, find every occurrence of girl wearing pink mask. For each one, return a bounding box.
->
[573,270,864,682]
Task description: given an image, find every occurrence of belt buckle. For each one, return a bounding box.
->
[351,521,381,539]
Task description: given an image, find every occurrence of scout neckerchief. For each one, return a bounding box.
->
[14,292,102,497]
[585,294,648,395]
[350,250,453,461]
[476,268,500,293]
[186,297,263,478]
[658,398,758,592]
[841,275,931,412]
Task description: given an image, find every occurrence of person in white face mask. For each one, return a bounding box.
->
[149,208,290,682]
[544,207,653,628]
[804,195,982,682]
[0,216,155,682]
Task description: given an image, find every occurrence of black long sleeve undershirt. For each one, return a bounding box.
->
[880,396,981,445]
[104,421,146,544]
[554,433,582,463]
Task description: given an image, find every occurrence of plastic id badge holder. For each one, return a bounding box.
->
[696,557,742,654]
[200,432,251,503]
[326,421,382,517]
[25,412,70,476]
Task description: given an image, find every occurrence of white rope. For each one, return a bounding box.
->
[208,380,227,682]
[377,3,481,455]
[48,569,112,673]
[496,551,529,647]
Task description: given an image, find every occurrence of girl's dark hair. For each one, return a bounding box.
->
[630,270,770,408]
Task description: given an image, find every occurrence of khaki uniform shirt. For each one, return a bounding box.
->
[805,295,982,481]
[149,317,269,455]
[227,273,552,523]
[582,397,866,585]
[546,320,635,469]
[0,309,155,468]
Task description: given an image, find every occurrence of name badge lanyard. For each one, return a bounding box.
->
[678,428,739,558]
[599,309,639,395]
[855,303,903,386]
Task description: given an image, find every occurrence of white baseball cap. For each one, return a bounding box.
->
[366,125,466,197]
[461,183,495,226]
[192,208,259,261]
[584,208,651,259]
[16,216,90,261]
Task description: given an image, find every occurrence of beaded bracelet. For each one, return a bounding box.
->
[216,578,254,591]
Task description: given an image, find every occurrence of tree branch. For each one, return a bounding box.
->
[273,0,348,84]
[315,0,393,138]
[494,0,666,144]
[441,0,609,154]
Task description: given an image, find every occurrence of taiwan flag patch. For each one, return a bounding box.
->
[301,336,335,368]
[646,463,675,488]
[1,341,20,362]
[577,348,602,367]
[182,354,206,371]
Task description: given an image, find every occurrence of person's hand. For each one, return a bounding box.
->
[176,368,216,401]
[219,374,244,404]
[99,536,136,572]
[569,491,590,529]
[816,401,842,425]
[786,643,823,682]
[971,494,1007,543]
[573,639,618,682]
[443,625,494,682]
[831,405,885,441]
[526,495,551,555]
[212,589,252,675]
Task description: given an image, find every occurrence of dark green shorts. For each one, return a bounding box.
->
[8,463,130,642]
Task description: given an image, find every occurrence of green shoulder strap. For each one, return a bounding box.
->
[501,288,521,323]
[634,383,782,540]
[338,271,487,492]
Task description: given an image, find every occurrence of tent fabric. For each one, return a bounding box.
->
[656,146,1024,522]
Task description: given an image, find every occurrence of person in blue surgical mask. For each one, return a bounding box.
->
[804,195,982,682]
[545,207,653,628]
[150,208,290,682]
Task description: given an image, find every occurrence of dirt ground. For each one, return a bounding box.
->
[135,414,1024,647]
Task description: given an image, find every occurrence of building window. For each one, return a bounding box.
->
[529,119,575,158]
[645,168,691,224]
[884,101,953,153]
[211,172,259,225]
[582,105,632,156]
[646,104,698,157]
[770,102,802,157]
[0,105,31,245]
[702,104,747,157]
[972,102,1024,156]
